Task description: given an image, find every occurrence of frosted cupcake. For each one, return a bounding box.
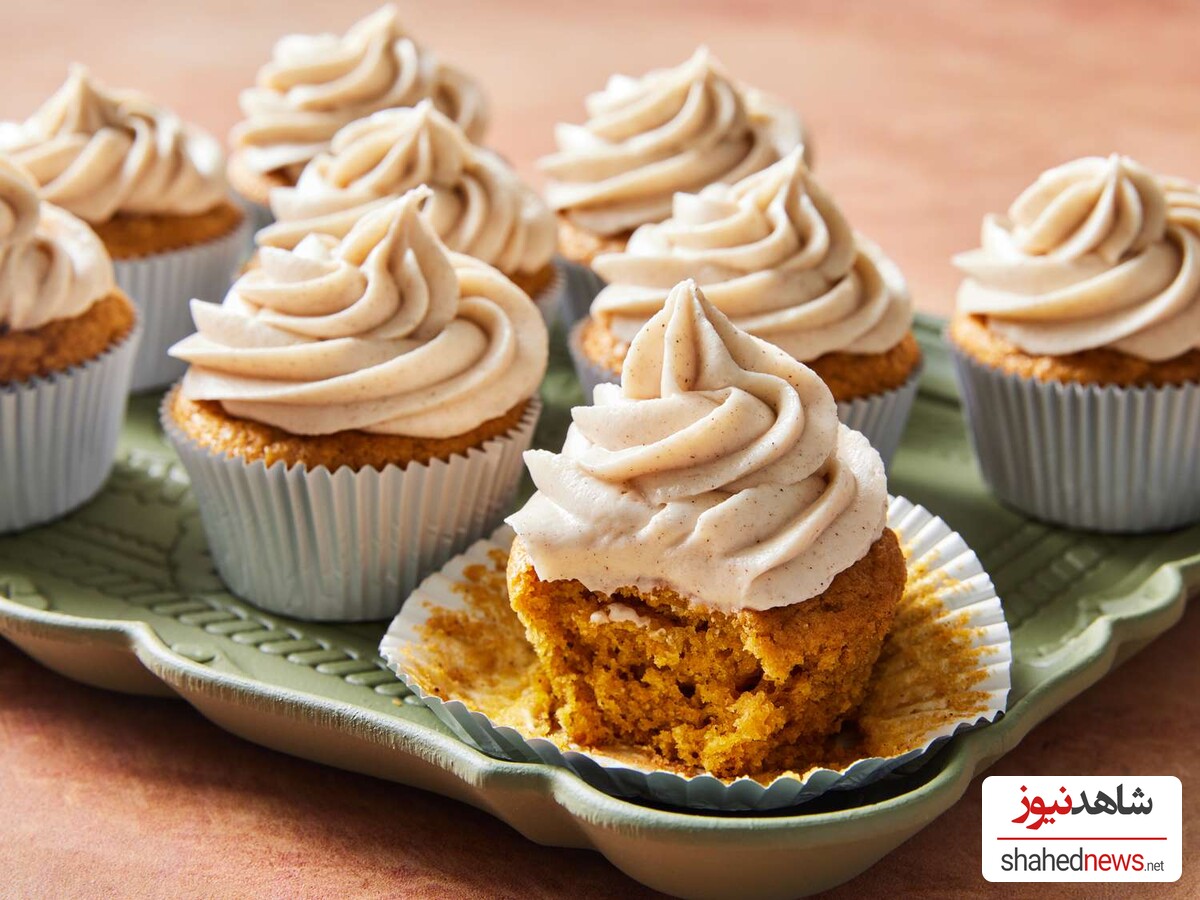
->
[256,101,559,319]
[228,4,488,224]
[506,280,905,778]
[0,67,247,392]
[165,187,547,620]
[571,150,921,465]
[950,154,1200,531]
[0,156,139,532]
[540,48,808,323]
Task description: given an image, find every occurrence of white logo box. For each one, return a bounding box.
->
[982,776,1181,882]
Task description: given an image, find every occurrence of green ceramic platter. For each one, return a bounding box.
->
[1,315,1196,900]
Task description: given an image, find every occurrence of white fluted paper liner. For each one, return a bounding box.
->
[569,319,922,469]
[558,258,607,327]
[529,260,566,328]
[0,321,140,533]
[380,496,1012,812]
[114,216,250,393]
[162,397,541,622]
[240,197,275,238]
[950,344,1200,532]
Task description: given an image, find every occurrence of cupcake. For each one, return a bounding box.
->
[227,4,488,226]
[165,187,547,620]
[0,156,139,532]
[539,47,809,324]
[256,101,560,320]
[949,154,1200,532]
[505,279,905,778]
[571,150,921,465]
[0,67,248,392]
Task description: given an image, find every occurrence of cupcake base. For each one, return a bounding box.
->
[950,339,1200,532]
[0,316,140,533]
[162,391,542,621]
[0,292,136,383]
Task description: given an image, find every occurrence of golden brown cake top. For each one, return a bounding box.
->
[590,149,913,360]
[230,5,488,181]
[257,101,556,275]
[170,186,547,439]
[954,154,1200,361]
[507,279,888,613]
[0,156,115,332]
[539,48,806,237]
[0,66,227,224]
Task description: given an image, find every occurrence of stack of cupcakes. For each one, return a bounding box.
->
[0,67,248,392]
[0,156,139,532]
[569,150,921,466]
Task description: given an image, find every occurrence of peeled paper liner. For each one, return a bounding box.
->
[114,216,251,393]
[161,396,541,622]
[380,496,1012,812]
[568,320,922,469]
[949,343,1200,533]
[0,321,141,533]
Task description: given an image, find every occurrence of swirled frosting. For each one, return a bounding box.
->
[258,101,555,275]
[231,5,488,180]
[955,154,1200,361]
[170,187,547,438]
[590,150,912,359]
[0,156,115,331]
[507,280,887,612]
[0,67,226,224]
[539,48,807,237]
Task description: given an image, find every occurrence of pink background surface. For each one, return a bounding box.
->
[1,1,1197,896]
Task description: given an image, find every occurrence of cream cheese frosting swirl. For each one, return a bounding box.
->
[231,5,488,180]
[170,187,547,438]
[507,279,887,612]
[0,156,115,331]
[539,48,807,237]
[0,67,226,224]
[955,154,1200,361]
[258,101,555,275]
[590,150,912,359]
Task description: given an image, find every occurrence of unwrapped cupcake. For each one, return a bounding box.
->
[0,156,139,532]
[571,149,920,465]
[227,4,488,226]
[165,186,547,620]
[540,48,808,323]
[256,101,560,320]
[506,279,905,778]
[0,67,248,392]
[950,154,1200,531]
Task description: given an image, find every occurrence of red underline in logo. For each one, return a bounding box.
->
[996,837,1168,841]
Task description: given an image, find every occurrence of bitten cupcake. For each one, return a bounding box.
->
[571,150,921,465]
[256,101,560,320]
[506,280,905,778]
[0,156,139,532]
[164,187,547,620]
[0,67,247,392]
[227,4,488,225]
[540,48,808,323]
[949,154,1200,531]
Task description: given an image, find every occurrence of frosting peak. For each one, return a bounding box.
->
[591,149,912,359]
[258,101,555,275]
[0,67,226,223]
[508,280,887,612]
[0,155,115,331]
[956,155,1200,361]
[231,5,488,179]
[171,187,547,439]
[539,48,806,237]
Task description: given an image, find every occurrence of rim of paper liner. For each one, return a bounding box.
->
[528,259,567,325]
[159,391,542,476]
[380,496,1012,812]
